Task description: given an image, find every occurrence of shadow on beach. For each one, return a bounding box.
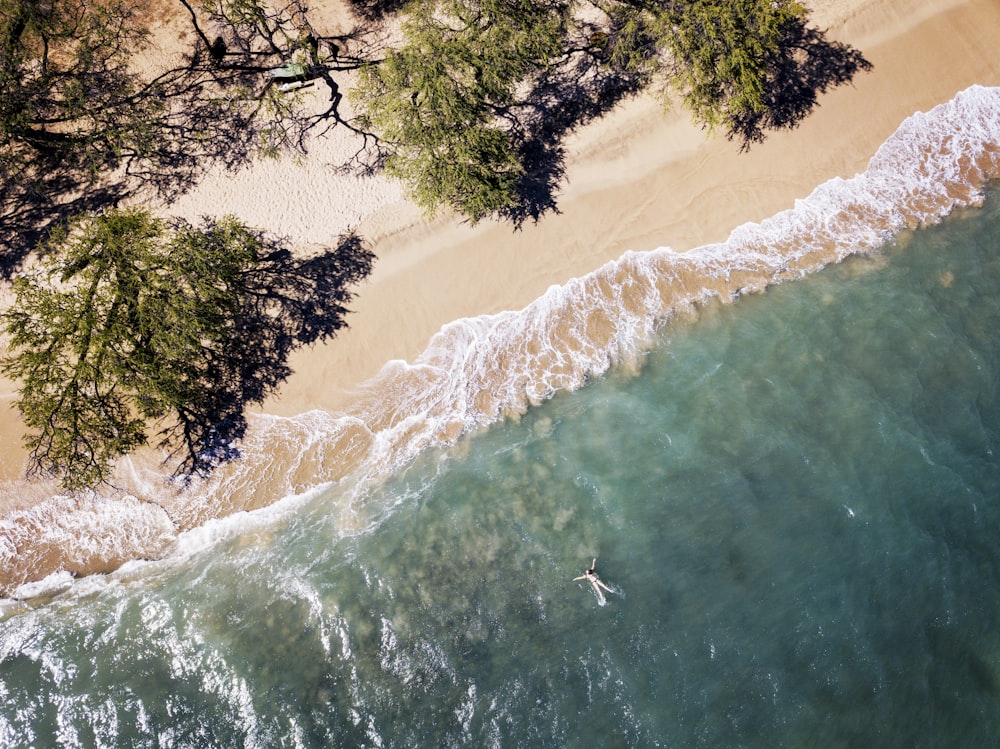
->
[0,0,381,277]
[164,228,375,481]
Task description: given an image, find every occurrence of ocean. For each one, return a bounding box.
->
[1,86,1000,747]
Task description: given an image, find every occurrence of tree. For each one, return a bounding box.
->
[634,0,807,133]
[352,0,571,222]
[351,0,873,221]
[624,0,873,148]
[2,208,374,490]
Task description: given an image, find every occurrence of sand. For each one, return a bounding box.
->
[2,0,1000,498]
[254,0,1000,418]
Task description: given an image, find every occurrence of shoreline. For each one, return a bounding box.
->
[2,0,1000,590]
[254,0,1000,418]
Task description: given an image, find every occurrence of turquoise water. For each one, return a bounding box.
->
[2,188,1000,748]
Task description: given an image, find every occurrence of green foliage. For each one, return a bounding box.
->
[353,0,871,220]
[3,209,299,490]
[352,0,570,222]
[656,0,806,131]
[604,0,872,147]
[603,5,665,81]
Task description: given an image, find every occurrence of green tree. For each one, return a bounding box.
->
[652,0,805,130]
[620,0,873,148]
[352,0,872,221]
[2,208,374,490]
[352,0,570,222]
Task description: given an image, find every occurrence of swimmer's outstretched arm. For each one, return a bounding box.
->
[573,574,587,581]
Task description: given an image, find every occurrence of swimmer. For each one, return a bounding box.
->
[574,558,613,596]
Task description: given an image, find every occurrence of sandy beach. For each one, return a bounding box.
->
[2,0,1000,577]
[250,0,1000,418]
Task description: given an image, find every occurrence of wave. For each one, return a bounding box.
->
[2,85,1000,601]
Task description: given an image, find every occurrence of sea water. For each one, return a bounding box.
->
[1,187,999,745]
[4,87,1000,593]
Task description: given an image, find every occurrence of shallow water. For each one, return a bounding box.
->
[2,183,999,747]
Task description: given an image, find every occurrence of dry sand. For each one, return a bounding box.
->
[2,0,1000,496]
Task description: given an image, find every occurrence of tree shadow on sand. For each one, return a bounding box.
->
[494,16,871,226]
[159,228,375,482]
[501,47,646,227]
[346,0,410,21]
[0,0,382,277]
[727,17,874,150]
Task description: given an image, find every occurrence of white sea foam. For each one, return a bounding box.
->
[2,85,1000,601]
[9,570,75,601]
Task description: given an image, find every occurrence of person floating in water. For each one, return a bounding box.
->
[574,558,613,597]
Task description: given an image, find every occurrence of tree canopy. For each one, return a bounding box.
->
[2,208,374,490]
[353,0,571,221]
[634,0,873,147]
[0,0,873,240]
[352,0,872,221]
